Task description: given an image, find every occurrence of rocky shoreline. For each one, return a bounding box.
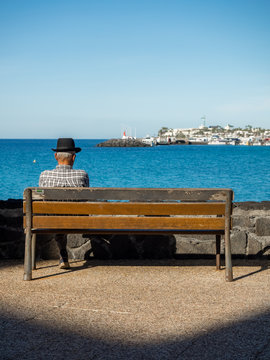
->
[1,199,270,260]
[96,138,150,147]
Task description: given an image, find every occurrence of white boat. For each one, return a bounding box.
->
[156,136,175,145]
[141,135,156,146]
[188,137,208,145]
[208,139,229,145]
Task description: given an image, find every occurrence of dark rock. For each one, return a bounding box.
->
[139,234,176,259]
[0,199,23,209]
[255,217,270,236]
[231,231,247,255]
[88,234,175,260]
[175,235,216,255]
[0,241,25,259]
[256,218,270,236]
[110,234,140,259]
[0,214,6,226]
[0,228,24,244]
[39,236,59,260]
[0,214,22,228]
[68,240,91,260]
[232,215,252,229]
[96,139,150,147]
[88,234,140,260]
[234,202,270,211]
[67,234,90,248]
[0,228,25,259]
[88,235,112,259]
[261,245,270,256]
[247,234,263,255]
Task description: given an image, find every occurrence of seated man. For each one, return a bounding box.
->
[39,138,89,269]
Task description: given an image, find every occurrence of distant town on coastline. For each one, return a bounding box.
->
[153,123,270,146]
[98,123,270,147]
[125,123,270,147]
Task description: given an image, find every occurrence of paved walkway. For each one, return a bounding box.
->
[0,258,270,360]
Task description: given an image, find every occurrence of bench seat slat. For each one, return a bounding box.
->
[29,202,226,216]
[32,216,225,231]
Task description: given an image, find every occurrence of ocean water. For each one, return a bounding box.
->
[0,139,269,202]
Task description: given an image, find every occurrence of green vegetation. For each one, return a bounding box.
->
[158,127,170,136]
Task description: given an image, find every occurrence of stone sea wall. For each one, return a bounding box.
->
[0,200,270,260]
[96,138,150,147]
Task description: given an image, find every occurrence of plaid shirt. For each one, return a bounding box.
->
[39,165,89,187]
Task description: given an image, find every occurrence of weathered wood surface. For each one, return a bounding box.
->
[26,201,226,216]
[23,187,233,202]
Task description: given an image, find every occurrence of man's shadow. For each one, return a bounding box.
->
[84,234,176,260]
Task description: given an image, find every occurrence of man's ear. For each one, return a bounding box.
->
[72,154,76,163]
[54,153,58,161]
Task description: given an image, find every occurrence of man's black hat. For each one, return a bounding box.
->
[52,138,81,153]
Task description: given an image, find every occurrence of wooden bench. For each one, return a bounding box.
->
[23,187,234,281]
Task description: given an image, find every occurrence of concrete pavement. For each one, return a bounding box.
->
[0,258,270,359]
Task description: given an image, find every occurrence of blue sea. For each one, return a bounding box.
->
[0,139,269,202]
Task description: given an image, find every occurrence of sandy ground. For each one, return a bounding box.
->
[0,258,270,360]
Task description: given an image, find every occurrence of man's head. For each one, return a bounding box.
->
[52,138,81,167]
[54,151,76,166]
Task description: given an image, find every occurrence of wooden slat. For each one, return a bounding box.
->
[29,202,226,216]
[32,216,225,231]
[31,229,225,235]
[24,187,233,202]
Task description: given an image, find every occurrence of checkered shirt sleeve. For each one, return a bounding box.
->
[39,165,89,187]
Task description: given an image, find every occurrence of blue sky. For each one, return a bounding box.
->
[1,0,270,138]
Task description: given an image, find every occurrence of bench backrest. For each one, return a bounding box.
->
[23,187,233,234]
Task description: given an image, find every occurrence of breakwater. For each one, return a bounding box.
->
[96,138,150,147]
[1,200,269,260]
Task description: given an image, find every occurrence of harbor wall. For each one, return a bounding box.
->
[0,200,270,260]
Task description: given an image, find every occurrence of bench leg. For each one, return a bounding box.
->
[32,234,37,270]
[225,230,233,282]
[215,235,221,270]
[23,228,32,281]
